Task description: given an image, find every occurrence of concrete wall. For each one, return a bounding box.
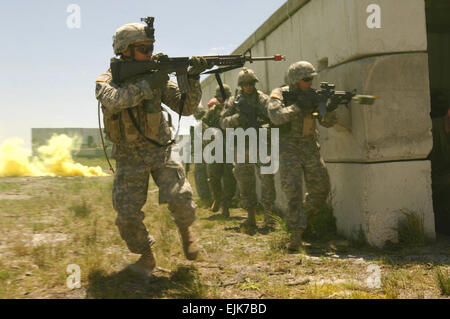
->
[201,0,435,247]
[328,161,434,247]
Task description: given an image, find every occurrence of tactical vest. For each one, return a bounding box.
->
[277,86,317,136]
[233,89,270,129]
[99,72,170,145]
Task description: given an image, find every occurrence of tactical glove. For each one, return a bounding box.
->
[188,56,211,76]
[151,52,169,61]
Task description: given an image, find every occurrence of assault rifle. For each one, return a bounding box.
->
[284,82,377,117]
[110,50,285,94]
[233,94,257,129]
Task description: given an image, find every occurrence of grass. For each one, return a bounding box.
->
[0,270,10,282]
[69,200,92,218]
[0,182,21,192]
[351,225,368,248]
[304,203,337,241]
[397,211,425,247]
[0,156,448,299]
[435,268,450,296]
[268,216,290,252]
[170,265,208,299]
[238,278,260,291]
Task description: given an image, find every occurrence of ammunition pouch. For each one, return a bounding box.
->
[104,112,122,143]
[103,105,162,144]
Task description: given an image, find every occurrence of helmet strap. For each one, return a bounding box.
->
[129,44,135,61]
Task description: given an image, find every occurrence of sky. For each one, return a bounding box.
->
[0,0,287,151]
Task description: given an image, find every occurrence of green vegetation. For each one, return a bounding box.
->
[0,182,21,192]
[69,200,92,218]
[435,268,450,296]
[397,211,425,246]
[304,203,337,241]
[0,157,448,299]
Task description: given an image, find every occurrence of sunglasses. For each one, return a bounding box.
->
[135,43,154,54]
[302,77,313,82]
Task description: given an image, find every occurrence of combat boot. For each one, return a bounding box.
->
[128,248,156,276]
[178,226,199,260]
[211,199,221,213]
[221,204,230,218]
[288,229,304,252]
[242,207,257,227]
[263,208,276,229]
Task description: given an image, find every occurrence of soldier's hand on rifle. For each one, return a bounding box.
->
[151,52,169,61]
[327,95,341,111]
[188,56,211,76]
[227,113,247,128]
[290,104,302,115]
[145,71,169,89]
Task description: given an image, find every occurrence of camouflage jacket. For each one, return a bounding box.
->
[95,57,201,147]
[203,100,227,130]
[220,89,270,130]
[267,86,337,141]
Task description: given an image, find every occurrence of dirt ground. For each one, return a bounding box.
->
[0,161,449,299]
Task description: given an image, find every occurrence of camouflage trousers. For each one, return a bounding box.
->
[113,142,196,255]
[233,157,276,210]
[207,163,236,207]
[194,162,212,204]
[279,138,331,231]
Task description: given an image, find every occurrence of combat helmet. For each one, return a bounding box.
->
[215,84,232,100]
[237,68,259,86]
[112,20,155,55]
[287,61,318,85]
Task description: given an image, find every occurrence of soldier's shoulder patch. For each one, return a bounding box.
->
[96,73,111,83]
[270,89,283,101]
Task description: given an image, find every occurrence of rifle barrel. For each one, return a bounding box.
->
[246,55,285,61]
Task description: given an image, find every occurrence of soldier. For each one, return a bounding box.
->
[267,61,337,251]
[95,21,209,275]
[203,84,237,217]
[221,68,276,229]
[191,104,213,206]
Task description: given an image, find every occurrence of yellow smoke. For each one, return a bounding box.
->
[0,134,109,177]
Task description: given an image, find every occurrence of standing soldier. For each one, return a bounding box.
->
[95,20,209,275]
[267,61,337,251]
[190,104,213,207]
[203,84,237,217]
[221,68,276,229]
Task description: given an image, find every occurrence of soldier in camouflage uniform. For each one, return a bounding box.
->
[221,68,276,228]
[190,104,213,206]
[203,84,237,217]
[267,61,337,251]
[95,21,209,275]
